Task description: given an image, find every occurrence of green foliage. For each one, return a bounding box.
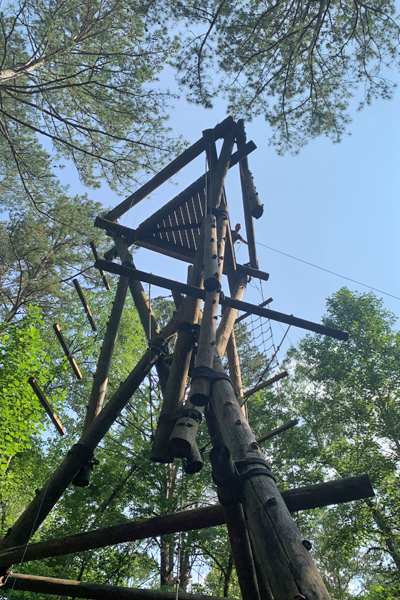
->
[165,0,400,152]
[0,306,66,474]
[0,0,181,202]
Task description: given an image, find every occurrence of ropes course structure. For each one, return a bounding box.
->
[0,117,376,600]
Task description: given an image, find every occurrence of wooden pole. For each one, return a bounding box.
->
[215,274,247,357]
[235,298,273,324]
[95,260,349,341]
[90,241,110,291]
[151,250,204,463]
[28,378,65,436]
[83,276,129,431]
[52,323,82,380]
[210,446,260,600]
[0,475,374,567]
[209,354,331,600]
[257,419,299,445]
[104,116,235,222]
[226,332,246,418]
[72,279,97,332]
[0,306,186,563]
[236,120,264,220]
[241,370,289,402]
[6,573,237,600]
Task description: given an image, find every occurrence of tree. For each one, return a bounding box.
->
[165,0,400,152]
[270,288,400,597]
[0,190,106,322]
[0,0,180,206]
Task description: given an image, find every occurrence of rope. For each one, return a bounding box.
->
[6,476,52,599]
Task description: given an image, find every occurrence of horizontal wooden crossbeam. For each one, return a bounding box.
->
[6,573,235,600]
[95,259,349,341]
[0,475,373,566]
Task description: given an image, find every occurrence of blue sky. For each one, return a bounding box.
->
[62,74,400,357]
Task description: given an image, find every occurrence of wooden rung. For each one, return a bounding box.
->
[52,324,82,380]
[6,573,236,600]
[0,475,374,567]
[256,418,299,445]
[28,378,65,436]
[235,298,273,324]
[242,370,289,402]
[90,242,111,291]
[72,279,97,332]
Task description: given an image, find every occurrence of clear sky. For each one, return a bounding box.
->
[62,72,400,357]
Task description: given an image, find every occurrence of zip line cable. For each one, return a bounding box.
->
[256,242,400,302]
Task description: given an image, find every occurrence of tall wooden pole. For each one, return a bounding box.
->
[210,354,331,600]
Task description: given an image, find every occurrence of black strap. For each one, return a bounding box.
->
[235,457,276,484]
[158,408,203,424]
[68,443,94,462]
[178,321,201,333]
[190,366,232,386]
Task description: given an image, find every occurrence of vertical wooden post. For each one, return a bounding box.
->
[151,257,204,463]
[210,446,261,600]
[226,332,246,418]
[236,120,259,269]
[209,354,331,600]
[72,275,129,486]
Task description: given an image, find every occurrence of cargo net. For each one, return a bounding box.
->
[232,284,290,394]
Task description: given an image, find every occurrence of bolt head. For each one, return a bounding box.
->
[236,419,242,425]
[225,400,233,406]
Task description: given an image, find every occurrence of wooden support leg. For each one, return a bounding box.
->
[209,354,331,600]
[226,331,246,419]
[73,274,129,486]
[151,238,205,463]
[210,446,260,600]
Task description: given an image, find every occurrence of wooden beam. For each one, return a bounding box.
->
[0,476,374,567]
[210,353,330,600]
[237,120,259,268]
[256,419,299,445]
[6,573,237,600]
[235,298,273,324]
[210,446,260,600]
[242,370,289,401]
[52,323,82,380]
[104,116,235,222]
[95,260,349,341]
[72,279,97,332]
[235,263,269,282]
[90,241,110,291]
[236,120,264,219]
[28,378,65,436]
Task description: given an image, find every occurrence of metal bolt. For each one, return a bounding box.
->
[212,254,217,259]
[211,340,216,345]
[212,299,216,304]
[225,400,233,406]
[214,272,219,278]
[302,540,312,551]
[251,441,259,449]
[210,238,215,242]
[236,419,242,425]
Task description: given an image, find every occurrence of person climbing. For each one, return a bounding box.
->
[231,223,248,245]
